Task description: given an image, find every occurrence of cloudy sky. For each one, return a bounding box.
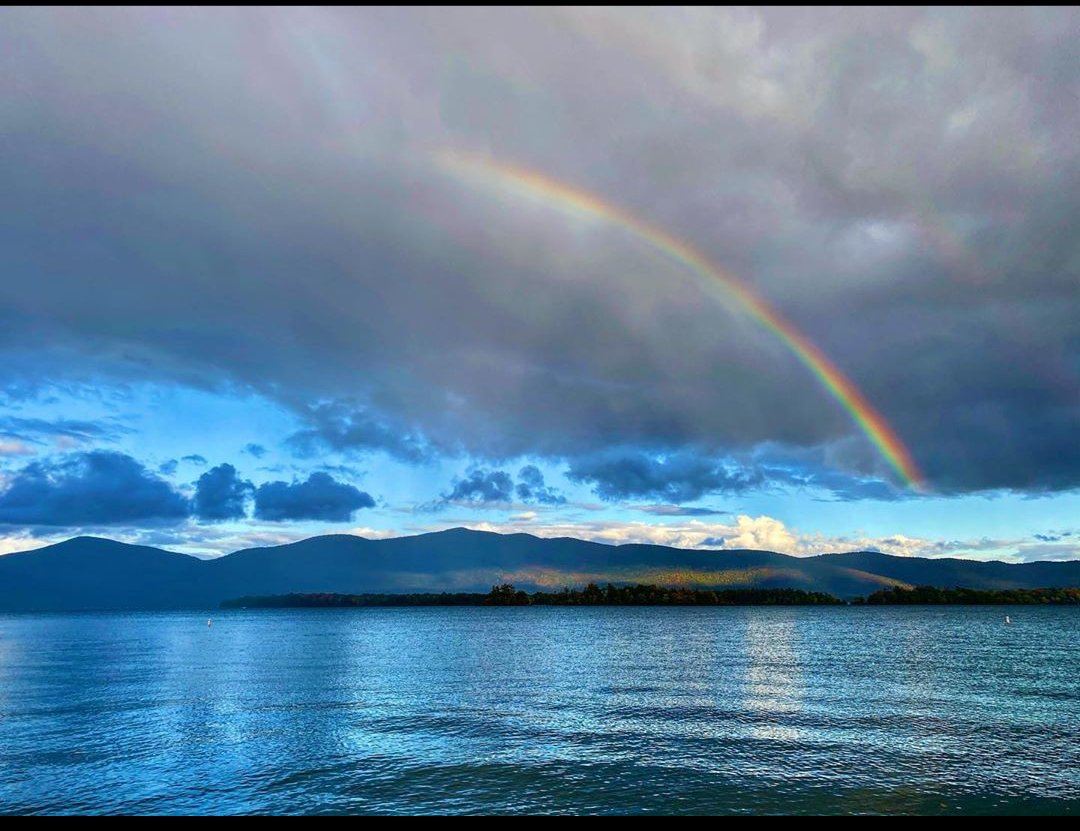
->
[2,7,1079,562]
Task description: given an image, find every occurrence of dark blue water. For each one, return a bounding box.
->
[1,606,1077,815]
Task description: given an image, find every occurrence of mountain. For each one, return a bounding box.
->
[1,528,1079,611]
[0,536,208,611]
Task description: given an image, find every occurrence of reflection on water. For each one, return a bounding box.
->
[742,614,804,744]
[0,606,1078,815]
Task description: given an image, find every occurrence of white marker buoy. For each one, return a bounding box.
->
[207,618,213,627]
[1004,615,1011,625]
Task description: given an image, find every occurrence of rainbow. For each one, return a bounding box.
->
[435,150,925,490]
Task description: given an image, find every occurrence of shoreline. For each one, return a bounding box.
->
[219,584,1080,609]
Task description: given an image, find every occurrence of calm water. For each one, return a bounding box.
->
[0,606,1077,815]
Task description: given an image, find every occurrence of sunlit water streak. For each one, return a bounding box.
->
[0,607,1077,815]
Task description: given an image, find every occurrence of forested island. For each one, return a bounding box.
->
[220,582,1080,609]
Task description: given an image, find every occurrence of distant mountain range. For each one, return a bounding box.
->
[1,528,1079,611]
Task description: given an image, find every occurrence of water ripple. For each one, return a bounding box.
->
[0,606,1077,814]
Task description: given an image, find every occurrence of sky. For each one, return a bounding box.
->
[1,7,1079,562]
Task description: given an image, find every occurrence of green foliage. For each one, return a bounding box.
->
[863,585,1080,605]
[526,583,843,606]
[484,583,532,606]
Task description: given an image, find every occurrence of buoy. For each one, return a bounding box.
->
[1004,615,1011,625]
[207,618,213,627]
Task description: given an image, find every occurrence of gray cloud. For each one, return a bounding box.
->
[515,465,566,505]
[193,463,253,521]
[0,451,189,527]
[567,449,764,502]
[254,472,375,522]
[0,415,128,445]
[1,8,1078,495]
[434,465,566,508]
[286,402,433,464]
[636,505,728,517]
[1015,543,1080,562]
[442,468,515,505]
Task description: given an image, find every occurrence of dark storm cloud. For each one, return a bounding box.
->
[193,463,253,521]
[254,472,375,522]
[515,465,566,505]
[0,451,189,526]
[2,8,1079,495]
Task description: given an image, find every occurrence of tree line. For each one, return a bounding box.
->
[854,585,1080,605]
[221,582,1080,609]
[485,582,843,605]
[222,583,843,608]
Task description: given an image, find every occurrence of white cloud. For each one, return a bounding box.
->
[450,514,846,554]
[345,525,400,540]
[438,514,1052,561]
[0,532,51,556]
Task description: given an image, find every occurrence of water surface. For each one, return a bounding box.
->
[1,606,1077,814]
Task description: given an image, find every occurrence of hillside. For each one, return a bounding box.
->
[1,528,1078,611]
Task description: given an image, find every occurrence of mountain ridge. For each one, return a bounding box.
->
[1,528,1078,611]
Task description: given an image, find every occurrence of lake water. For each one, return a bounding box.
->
[0,606,1077,815]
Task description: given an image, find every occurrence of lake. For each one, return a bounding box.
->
[0,606,1077,815]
